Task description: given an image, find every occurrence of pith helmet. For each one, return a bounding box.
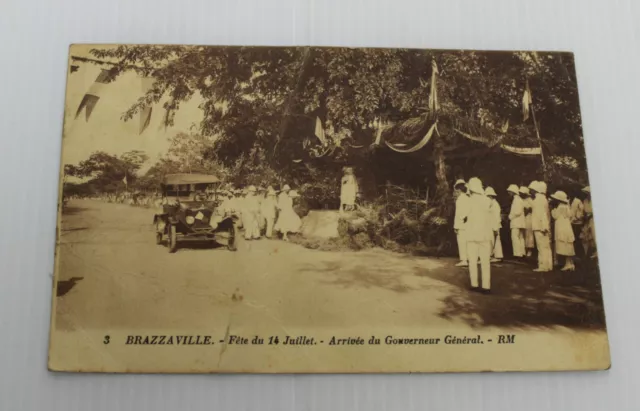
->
[467,177,483,194]
[507,184,519,195]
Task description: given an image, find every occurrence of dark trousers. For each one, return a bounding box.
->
[572,224,584,258]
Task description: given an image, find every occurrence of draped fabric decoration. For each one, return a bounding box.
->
[75,69,114,121]
[385,121,438,153]
[139,76,155,134]
[500,144,542,156]
[428,60,440,113]
[522,79,533,121]
[453,128,541,156]
[314,116,327,146]
[453,128,492,144]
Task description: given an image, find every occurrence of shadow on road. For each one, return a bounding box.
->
[156,240,230,252]
[416,260,606,330]
[57,277,84,297]
[300,252,606,330]
[62,206,88,215]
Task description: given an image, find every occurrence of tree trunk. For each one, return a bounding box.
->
[275,47,315,149]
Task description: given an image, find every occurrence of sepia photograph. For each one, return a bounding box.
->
[49,44,610,373]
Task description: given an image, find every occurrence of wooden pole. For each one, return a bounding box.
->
[527,81,547,179]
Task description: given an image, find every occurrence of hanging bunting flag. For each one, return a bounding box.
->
[453,128,489,144]
[385,121,437,153]
[522,79,533,121]
[453,128,540,156]
[75,69,113,121]
[314,116,327,146]
[428,60,440,113]
[373,117,384,146]
[501,119,510,133]
[139,76,155,134]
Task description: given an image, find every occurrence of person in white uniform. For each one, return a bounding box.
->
[453,179,470,267]
[507,184,526,258]
[275,189,302,241]
[465,177,494,294]
[485,187,503,262]
[521,186,536,257]
[550,190,576,271]
[243,186,261,240]
[531,181,553,272]
[261,186,278,238]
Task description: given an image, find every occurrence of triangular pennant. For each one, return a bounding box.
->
[522,80,533,121]
[314,117,327,145]
[374,118,383,145]
[428,60,440,113]
[139,76,155,134]
[140,106,153,134]
[75,69,114,121]
[75,94,100,121]
[501,119,510,133]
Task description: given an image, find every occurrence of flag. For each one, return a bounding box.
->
[314,117,327,146]
[501,119,510,133]
[139,76,155,134]
[522,80,533,121]
[122,174,128,186]
[428,60,440,112]
[374,117,383,146]
[75,69,114,121]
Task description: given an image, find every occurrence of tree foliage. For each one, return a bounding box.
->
[88,46,584,181]
[64,150,148,194]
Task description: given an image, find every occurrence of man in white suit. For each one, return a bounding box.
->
[465,177,494,294]
[507,184,526,257]
[531,181,553,272]
[454,179,470,267]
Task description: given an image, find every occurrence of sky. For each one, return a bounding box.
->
[61,45,204,174]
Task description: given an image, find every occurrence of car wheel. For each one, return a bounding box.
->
[227,224,237,251]
[168,225,177,253]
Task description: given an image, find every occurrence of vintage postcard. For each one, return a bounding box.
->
[49,44,610,373]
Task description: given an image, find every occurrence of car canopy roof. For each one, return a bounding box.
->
[162,173,220,185]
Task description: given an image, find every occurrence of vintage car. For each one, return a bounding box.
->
[153,173,237,252]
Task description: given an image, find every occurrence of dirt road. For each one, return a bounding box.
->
[54,199,606,333]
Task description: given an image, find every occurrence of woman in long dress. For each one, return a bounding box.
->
[274,189,302,241]
[550,191,576,271]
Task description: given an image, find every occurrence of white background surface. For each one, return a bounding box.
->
[0,0,637,409]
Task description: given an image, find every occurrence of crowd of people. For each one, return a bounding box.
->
[453,177,597,294]
[214,184,303,241]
